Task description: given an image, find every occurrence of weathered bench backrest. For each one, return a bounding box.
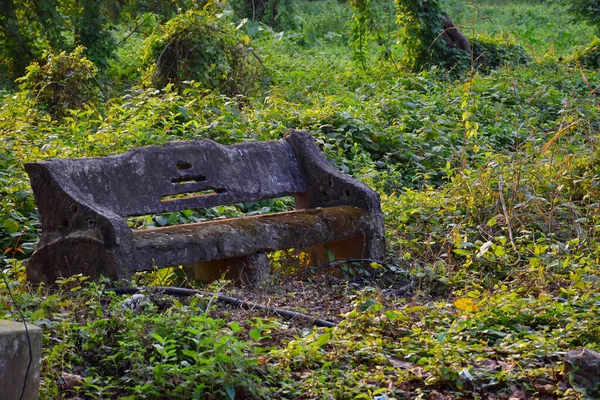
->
[29,139,307,217]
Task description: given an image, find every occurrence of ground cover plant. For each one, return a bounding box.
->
[1,0,599,398]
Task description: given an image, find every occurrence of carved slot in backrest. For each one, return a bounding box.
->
[176,161,192,170]
[171,175,207,185]
[161,188,226,202]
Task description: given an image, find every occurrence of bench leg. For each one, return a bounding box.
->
[182,252,270,286]
[27,237,117,284]
[308,235,386,266]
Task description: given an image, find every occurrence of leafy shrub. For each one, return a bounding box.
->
[141,8,265,96]
[564,0,600,31]
[0,144,38,260]
[395,0,470,72]
[16,47,100,118]
[569,36,600,69]
[22,278,268,399]
[230,0,297,29]
[472,35,531,72]
[295,0,353,39]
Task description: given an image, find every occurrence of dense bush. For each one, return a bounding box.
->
[569,36,600,69]
[472,35,531,72]
[141,8,265,96]
[564,0,600,30]
[230,0,297,29]
[16,47,101,118]
[395,0,470,72]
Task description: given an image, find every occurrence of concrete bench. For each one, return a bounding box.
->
[25,129,385,285]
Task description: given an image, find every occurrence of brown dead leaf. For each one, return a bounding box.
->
[60,372,84,389]
[534,383,555,395]
[428,390,444,400]
[412,366,425,378]
[498,361,516,372]
[478,359,499,371]
[388,355,417,369]
[508,384,527,400]
[257,355,268,365]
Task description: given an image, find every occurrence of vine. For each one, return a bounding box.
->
[395,0,469,72]
[349,0,471,72]
[349,0,377,70]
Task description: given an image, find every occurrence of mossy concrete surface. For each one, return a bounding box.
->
[0,320,42,400]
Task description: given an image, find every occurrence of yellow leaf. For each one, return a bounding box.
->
[241,35,251,45]
[454,297,479,312]
[298,251,310,267]
[494,245,506,257]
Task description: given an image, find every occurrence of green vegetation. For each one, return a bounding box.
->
[1,0,599,398]
[140,7,265,95]
[564,0,600,32]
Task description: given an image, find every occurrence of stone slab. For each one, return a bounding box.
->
[0,320,42,400]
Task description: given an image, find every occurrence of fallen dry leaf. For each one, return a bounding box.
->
[388,355,417,369]
[60,372,84,389]
[534,383,555,395]
[509,384,527,400]
[478,359,499,371]
[429,390,444,400]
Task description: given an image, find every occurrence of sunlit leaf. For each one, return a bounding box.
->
[454,297,479,312]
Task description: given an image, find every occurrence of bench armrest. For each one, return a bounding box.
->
[284,129,382,214]
[25,162,132,248]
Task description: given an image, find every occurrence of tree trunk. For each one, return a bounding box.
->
[441,13,471,55]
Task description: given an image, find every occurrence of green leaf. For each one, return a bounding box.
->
[303,24,317,45]
[3,219,19,234]
[384,311,398,320]
[154,216,169,226]
[225,385,235,400]
[150,333,165,343]
[315,333,331,347]
[326,247,335,262]
[247,21,259,37]
[230,321,241,332]
[494,245,506,257]
[31,308,46,321]
[182,349,198,361]
[249,329,261,341]
[358,299,378,312]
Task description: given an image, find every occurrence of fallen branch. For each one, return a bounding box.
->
[105,286,337,328]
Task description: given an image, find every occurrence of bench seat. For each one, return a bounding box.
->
[131,206,373,271]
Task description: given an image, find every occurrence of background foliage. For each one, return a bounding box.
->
[1,0,599,398]
[141,7,265,96]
